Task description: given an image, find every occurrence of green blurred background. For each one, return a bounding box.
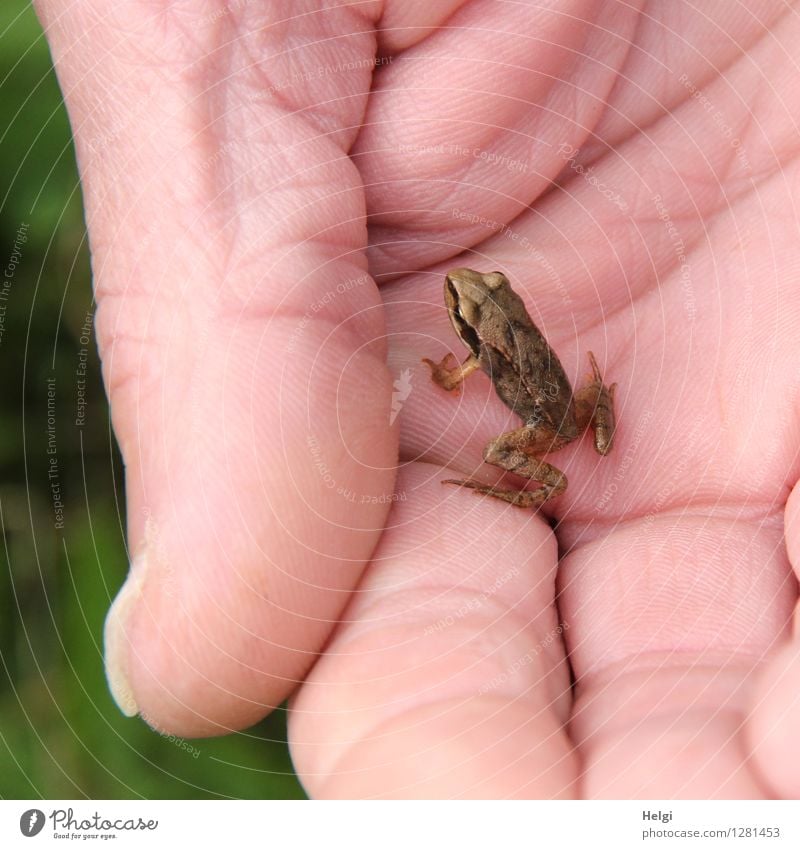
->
[0,1,304,799]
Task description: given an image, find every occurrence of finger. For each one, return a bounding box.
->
[744,481,800,798]
[35,0,398,735]
[356,0,643,275]
[560,515,793,797]
[289,463,577,798]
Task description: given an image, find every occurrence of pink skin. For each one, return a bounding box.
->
[35,0,800,797]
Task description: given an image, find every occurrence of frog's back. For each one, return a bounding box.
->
[479,311,579,439]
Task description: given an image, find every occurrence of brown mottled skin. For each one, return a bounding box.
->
[423,268,616,507]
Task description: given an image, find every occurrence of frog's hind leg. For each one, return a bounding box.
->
[442,428,567,508]
[441,477,550,508]
[574,351,616,455]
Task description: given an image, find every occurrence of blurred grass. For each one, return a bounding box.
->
[0,1,305,799]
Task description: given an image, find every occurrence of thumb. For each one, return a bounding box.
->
[36,0,396,735]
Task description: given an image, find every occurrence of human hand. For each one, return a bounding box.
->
[36,0,800,797]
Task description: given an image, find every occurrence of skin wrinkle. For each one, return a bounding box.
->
[325,605,568,712]
[571,660,757,741]
[573,1,791,166]
[304,681,576,795]
[310,698,569,799]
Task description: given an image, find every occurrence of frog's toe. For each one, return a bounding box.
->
[441,478,547,508]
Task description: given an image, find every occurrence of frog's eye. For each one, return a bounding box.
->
[484,271,509,290]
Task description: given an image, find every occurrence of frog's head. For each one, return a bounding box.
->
[444,268,507,301]
[443,268,510,355]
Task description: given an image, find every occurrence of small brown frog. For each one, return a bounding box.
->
[423,268,616,507]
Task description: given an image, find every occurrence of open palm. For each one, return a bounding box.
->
[37,0,800,797]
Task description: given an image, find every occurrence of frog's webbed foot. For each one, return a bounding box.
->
[443,442,568,509]
[574,351,616,455]
[422,353,480,393]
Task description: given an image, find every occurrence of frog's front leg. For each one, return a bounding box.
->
[422,352,480,393]
[443,426,568,508]
[574,351,617,455]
